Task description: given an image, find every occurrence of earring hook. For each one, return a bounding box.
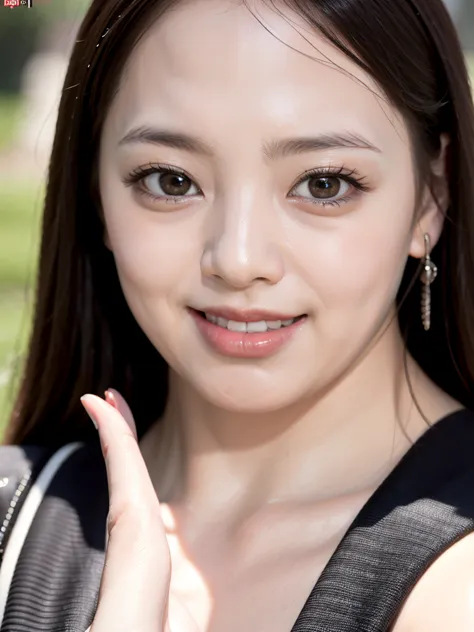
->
[424,233,431,259]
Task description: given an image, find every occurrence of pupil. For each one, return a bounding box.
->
[309,176,340,199]
[160,173,191,196]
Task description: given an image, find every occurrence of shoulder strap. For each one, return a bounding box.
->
[0,443,83,626]
[0,445,51,565]
[0,441,108,632]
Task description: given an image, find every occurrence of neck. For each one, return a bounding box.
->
[141,321,458,521]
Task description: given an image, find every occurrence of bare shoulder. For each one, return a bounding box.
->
[392,530,474,631]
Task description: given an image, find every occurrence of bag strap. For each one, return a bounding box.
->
[0,443,83,626]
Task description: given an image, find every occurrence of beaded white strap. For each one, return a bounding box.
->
[0,468,32,560]
[0,442,83,626]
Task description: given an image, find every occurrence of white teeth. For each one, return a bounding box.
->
[247,320,268,333]
[266,320,281,329]
[227,320,247,332]
[204,313,299,332]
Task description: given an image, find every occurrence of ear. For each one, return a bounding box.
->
[409,133,450,259]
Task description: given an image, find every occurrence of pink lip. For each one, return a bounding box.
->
[189,308,306,359]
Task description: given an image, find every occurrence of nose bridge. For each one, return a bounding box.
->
[205,181,283,287]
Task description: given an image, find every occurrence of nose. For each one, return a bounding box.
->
[201,188,285,289]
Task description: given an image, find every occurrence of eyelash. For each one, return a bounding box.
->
[122,163,371,208]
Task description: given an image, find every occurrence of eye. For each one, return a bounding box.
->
[144,170,200,198]
[123,164,201,203]
[292,175,349,202]
[288,167,369,207]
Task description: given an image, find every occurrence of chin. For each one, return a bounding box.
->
[186,369,314,414]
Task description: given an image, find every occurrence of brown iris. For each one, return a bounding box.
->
[308,176,341,199]
[158,173,192,196]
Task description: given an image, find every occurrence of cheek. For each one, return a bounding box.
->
[295,196,415,320]
[100,183,201,338]
[104,210,200,363]
[102,191,194,289]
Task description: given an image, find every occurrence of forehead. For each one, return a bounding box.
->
[106,0,409,152]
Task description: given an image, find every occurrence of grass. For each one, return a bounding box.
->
[0,184,43,288]
[0,292,33,429]
[0,95,24,151]
[0,181,43,432]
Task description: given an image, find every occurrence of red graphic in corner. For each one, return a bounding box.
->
[4,0,33,6]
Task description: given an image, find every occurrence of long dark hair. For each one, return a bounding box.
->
[4,0,474,447]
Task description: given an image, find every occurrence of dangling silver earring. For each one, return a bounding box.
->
[420,233,438,331]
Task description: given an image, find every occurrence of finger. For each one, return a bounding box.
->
[81,394,171,631]
[104,389,137,440]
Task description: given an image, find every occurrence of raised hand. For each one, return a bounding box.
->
[80,390,200,632]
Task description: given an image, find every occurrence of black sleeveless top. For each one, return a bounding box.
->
[1,408,474,631]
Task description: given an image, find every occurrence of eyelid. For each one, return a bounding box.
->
[123,162,201,188]
[289,165,368,189]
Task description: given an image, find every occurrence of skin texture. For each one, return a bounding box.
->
[93,0,473,629]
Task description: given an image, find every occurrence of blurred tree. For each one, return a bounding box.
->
[459,2,474,50]
[0,0,90,93]
[0,9,44,93]
[444,0,474,49]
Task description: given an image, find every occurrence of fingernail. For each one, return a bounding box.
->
[80,396,98,429]
[104,389,117,409]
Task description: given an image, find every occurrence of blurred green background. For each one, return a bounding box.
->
[0,0,473,438]
[0,0,90,432]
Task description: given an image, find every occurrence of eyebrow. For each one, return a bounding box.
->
[118,126,381,158]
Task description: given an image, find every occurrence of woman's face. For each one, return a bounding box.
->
[99,0,440,411]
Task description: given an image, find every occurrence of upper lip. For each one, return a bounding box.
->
[191,306,305,322]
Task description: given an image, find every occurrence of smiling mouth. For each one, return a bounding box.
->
[193,310,306,333]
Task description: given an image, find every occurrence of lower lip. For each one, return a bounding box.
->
[189,309,306,359]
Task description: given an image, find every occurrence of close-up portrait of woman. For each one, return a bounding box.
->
[1,0,474,630]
